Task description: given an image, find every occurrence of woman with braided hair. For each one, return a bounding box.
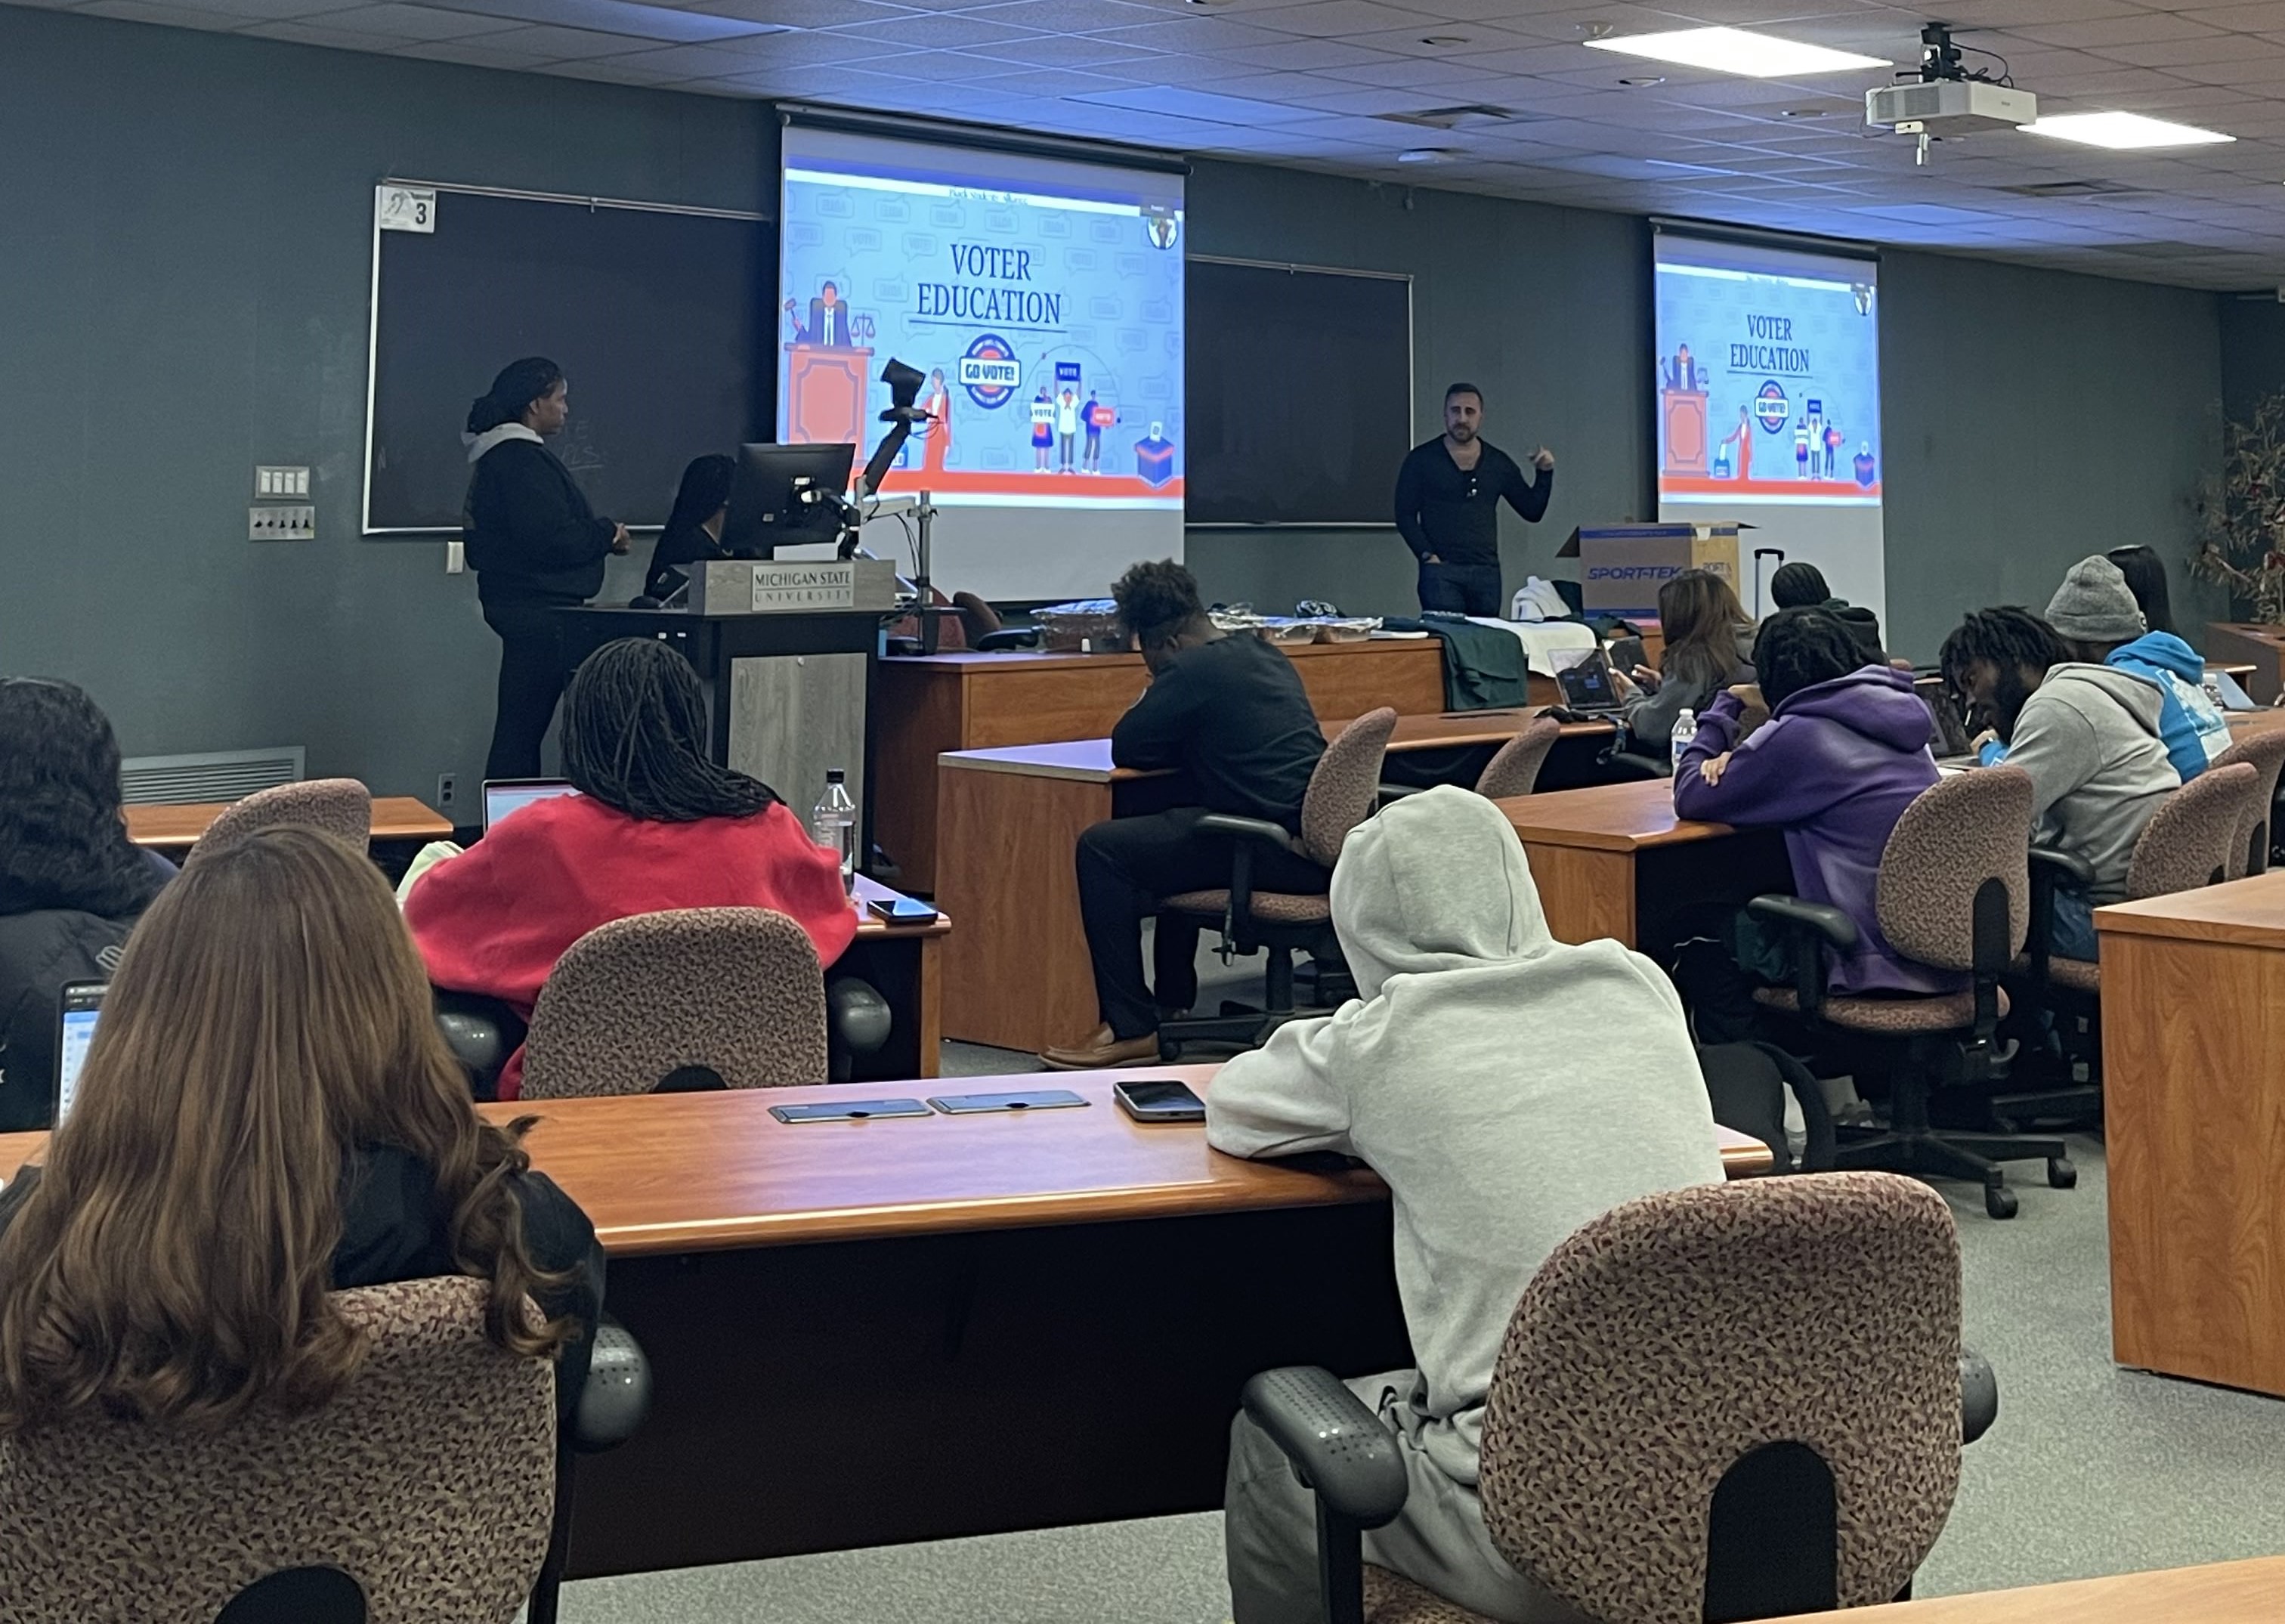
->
[406,639,856,1097]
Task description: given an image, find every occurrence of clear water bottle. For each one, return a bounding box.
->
[1671,707,1697,775]
[812,769,858,894]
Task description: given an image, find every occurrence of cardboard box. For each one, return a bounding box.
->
[1557,523,1745,620]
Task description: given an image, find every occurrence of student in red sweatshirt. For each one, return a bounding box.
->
[406,638,856,1097]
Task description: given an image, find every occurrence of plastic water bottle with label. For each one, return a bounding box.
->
[812,769,858,895]
[1671,708,1697,775]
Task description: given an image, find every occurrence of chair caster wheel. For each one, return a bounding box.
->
[1985,1183,2018,1220]
[2048,1157,2076,1189]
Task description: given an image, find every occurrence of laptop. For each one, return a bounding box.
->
[481,778,581,833]
[54,981,103,1128]
[1554,648,1627,717]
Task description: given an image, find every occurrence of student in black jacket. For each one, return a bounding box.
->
[1042,561,1328,1070]
[0,679,170,1130]
[0,824,602,1434]
[462,357,630,780]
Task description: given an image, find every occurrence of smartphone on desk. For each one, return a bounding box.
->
[769,1098,933,1124]
[926,1089,1087,1115]
[1113,1078,1206,1123]
[868,896,940,925]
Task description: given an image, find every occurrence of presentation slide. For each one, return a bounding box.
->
[1654,232,1886,618]
[779,125,1185,600]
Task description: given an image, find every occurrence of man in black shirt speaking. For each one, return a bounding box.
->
[1393,383,1555,617]
[1042,561,1328,1070]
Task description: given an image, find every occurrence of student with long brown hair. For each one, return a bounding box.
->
[1612,568,1758,769]
[0,826,602,1433]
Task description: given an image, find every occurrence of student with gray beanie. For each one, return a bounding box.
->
[2042,555,2228,784]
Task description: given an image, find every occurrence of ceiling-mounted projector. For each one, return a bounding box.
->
[1865,79,2036,138]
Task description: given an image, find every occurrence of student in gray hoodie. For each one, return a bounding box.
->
[1210,786,1725,1624]
[1939,606,2178,960]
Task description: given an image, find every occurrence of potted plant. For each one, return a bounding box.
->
[2194,391,2285,625]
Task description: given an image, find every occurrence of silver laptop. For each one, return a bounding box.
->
[481,778,580,832]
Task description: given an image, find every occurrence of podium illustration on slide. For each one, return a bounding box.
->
[785,345,873,446]
[1662,387,1709,478]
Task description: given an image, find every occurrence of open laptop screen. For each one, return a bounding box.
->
[482,779,580,832]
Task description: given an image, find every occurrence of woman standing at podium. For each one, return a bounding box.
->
[461,357,629,780]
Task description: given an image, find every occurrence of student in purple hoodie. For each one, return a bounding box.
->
[1673,608,1962,1023]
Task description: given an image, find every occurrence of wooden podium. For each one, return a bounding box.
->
[1662,388,1709,476]
[785,345,872,445]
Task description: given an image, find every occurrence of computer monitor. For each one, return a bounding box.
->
[719,442,857,558]
[482,778,580,832]
[54,981,104,1127]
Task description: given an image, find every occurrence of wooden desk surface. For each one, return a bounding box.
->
[0,1067,1771,1255]
[2096,869,2285,951]
[127,796,453,849]
[1769,1557,2285,1622]
[850,874,952,939]
[1497,778,1736,854]
[883,639,1436,673]
[938,710,1615,784]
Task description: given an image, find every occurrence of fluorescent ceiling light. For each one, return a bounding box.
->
[1583,26,1888,79]
[2024,112,2234,150]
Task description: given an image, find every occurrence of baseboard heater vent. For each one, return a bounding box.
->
[122,747,306,806]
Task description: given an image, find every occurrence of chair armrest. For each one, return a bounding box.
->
[974,628,1040,651]
[2027,848,2098,891]
[573,1316,653,1455]
[432,990,523,1101]
[1746,895,1859,951]
[1240,1367,1408,1529]
[1196,813,1308,858]
[1961,1346,1997,1446]
[1747,895,1858,1019]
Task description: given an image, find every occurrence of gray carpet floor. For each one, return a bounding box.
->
[558,946,2285,1619]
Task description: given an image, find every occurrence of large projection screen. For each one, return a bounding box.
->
[779,123,1185,601]
[1654,230,1885,620]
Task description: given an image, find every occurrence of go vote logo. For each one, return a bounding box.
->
[1755,380,1790,434]
[958,334,1020,410]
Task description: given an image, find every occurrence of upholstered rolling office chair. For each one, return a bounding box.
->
[2212,729,2285,879]
[1745,767,2069,1219]
[0,1277,555,1624]
[1999,763,2262,1129]
[1245,1174,1995,1624]
[519,906,831,1097]
[1472,716,1563,801]
[1155,709,1398,1058]
[187,778,373,863]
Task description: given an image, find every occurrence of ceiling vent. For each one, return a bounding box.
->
[1376,105,1520,131]
[1996,178,2147,199]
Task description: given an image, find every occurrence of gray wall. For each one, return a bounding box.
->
[0,5,770,804]
[0,5,2235,804]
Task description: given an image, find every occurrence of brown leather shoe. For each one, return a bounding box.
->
[1040,1025,1163,1071]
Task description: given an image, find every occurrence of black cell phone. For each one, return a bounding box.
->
[869,896,941,924]
[1113,1078,1206,1123]
[768,1097,933,1123]
[925,1089,1089,1115]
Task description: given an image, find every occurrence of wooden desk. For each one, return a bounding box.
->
[1770,1556,2285,1622]
[125,795,452,851]
[935,712,1612,1053]
[2206,622,2285,705]
[0,1070,1765,1579]
[877,639,1453,893]
[2098,870,2285,1397]
[1498,779,1790,950]
[845,874,950,1079]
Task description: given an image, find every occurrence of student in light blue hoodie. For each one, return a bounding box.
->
[1980,557,2228,783]
[2048,555,2229,782]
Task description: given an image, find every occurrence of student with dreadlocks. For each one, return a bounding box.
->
[1042,560,1327,1070]
[1939,604,2176,961]
[406,638,856,1097]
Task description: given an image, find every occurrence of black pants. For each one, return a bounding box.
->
[1075,809,1328,1041]
[1417,561,1503,617]
[483,598,576,781]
